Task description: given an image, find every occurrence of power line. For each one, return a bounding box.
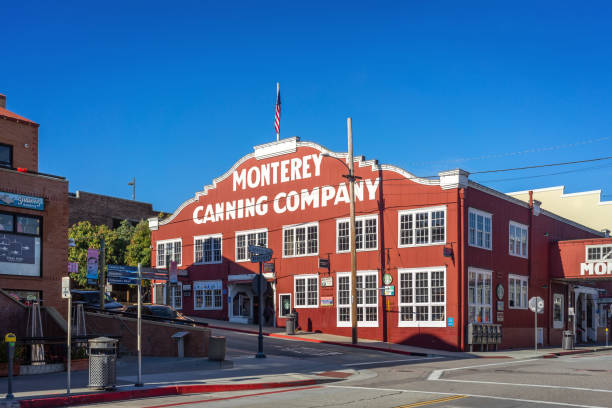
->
[470,156,612,175]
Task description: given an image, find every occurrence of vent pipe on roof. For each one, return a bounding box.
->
[0,94,5,109]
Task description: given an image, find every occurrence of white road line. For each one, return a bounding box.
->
[343,357,442,367]
[435,378,612,393]
[325,385,606,408]
[426,358,538,380]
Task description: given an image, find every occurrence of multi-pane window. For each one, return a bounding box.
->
[294,275,318,307]
[337,271,378,327]
[171,283,182,309]
[156,239,182,267]
[0,143,12,168]
[468,208,492,250]
[553,294,564,329]
[194,234,222,264]
[283,223,318,257]
[508,275,528,309]
[398,206,446,247]
[236,229,267,262]
[0,212,42,277]
[193,280,223,310]
[468,268,492,323]
[398,268,446,327]
[337,215,378,252]
[509,221,528,258]
[586,245,612,262]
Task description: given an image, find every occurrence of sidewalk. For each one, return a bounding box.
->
[191,316,612,360]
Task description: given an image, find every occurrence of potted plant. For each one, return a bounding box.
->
[68,344,89,372]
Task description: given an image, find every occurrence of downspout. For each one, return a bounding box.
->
[459,188,466,351]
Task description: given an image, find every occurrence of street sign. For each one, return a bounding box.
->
[529,296,545,314]
[248,245,273,256]
[250,253,272,263]
[108,276,138,285]
[61,276,71,299]
[107,264,138,274]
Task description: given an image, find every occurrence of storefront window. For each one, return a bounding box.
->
[0,212,41,277]
[468,268,492,323]
[553,294,564,328]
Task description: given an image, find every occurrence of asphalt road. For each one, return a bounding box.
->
[84,329,612,408]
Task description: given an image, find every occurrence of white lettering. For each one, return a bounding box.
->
[280,160,290,183]
[237,199,244,219]
[291,158,302,181]
[261,164,270,187]
[274,192,287,213]
[354,180,364,201]
[247,167,260,189]
[215,203,224,222]
[204,204,215,223]
[226,201,236,220]
[312,153,323,176]
[245,197,255,218]
[193,206,204,224]
[255,196,268,216]
[270,162,280,184]
[334,183,350,205]
[580,263,593,276]
[233,169,246,191]
[301,187,319,210]
[366,178,380,200]
[286,191,300,212]
[321,186,335,207]
[302,155,312,178]
[595,262,607,275]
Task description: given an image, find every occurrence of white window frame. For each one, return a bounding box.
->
[294,274,319,308]
[193,280,223,310]
[170,282,182,310]
[282,222,319,258]
[468,208,492,250]
[398,205,447,248]
[508,274,528,309]
[156,238,182,267]
[585,244,612,262]
[336,270,379,328]
[509,221,528,258]
[278,293,292,318]
[235,228,268,262]
[193,234,223,265]
[336,214,379,253]
[398,267,446,327]
[553,293,564,329]
[467,267,492,323]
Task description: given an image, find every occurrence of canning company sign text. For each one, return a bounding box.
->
[193,153,380,224]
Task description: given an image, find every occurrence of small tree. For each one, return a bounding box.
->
[125,220,151,267]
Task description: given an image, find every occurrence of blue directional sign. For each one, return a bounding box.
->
[248,245,273,263]
[108,276,138,285]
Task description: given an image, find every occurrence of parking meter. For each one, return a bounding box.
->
[5,332,16,399]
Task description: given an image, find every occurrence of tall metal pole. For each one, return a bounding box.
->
[128,177,136,200]
[534,310,538,352]
[136,263,143,387]
[256,261,266,358]
[166,254,171,306]
[348,117,358,345]
[99,237,106,310]
[67,295,72,394]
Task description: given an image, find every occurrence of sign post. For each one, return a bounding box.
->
[5,333,16,399]
[249,245,273,359]
[529,296,544,352]
[136,263,143,387]
[61,276,72,394]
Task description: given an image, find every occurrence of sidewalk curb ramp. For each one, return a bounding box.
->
[17,379,320,408]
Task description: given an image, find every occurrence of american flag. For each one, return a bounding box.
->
[274,83,281,140]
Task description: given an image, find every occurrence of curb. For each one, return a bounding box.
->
[17,379,319,408]
[207,324,432,357]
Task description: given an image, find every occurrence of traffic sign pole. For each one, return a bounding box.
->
[534,306,537,352]
[256,261,266,359]
[136,263,143,387]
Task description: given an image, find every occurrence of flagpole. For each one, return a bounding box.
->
[276,82,280,141]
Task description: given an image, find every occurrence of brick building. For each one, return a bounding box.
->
[69,190,162,228]
[0,94,69,318]
[149,138,611,351]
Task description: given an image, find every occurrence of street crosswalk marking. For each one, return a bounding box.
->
[394,395,467,408]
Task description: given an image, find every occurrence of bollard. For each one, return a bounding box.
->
[5,333,16,400]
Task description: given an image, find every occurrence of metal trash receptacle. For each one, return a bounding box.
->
[88,337,118,390]
[562,331,574,350]
[286,313,296,335]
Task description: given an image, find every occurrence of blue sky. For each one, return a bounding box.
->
[2,1,611,213]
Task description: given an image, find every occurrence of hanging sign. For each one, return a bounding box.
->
[169,261,178,284]
[321,277,333,287]
[86,249,99,281]
[68,262,79,274]
[321,296,334,306]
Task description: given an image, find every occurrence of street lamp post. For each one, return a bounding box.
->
[324,118,360,344]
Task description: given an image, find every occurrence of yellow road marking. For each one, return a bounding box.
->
[394,394,467,407]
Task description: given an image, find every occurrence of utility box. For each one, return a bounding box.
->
[88,337,118,390]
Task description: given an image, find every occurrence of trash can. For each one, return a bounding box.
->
[286,313,296,335]
[88,337,118,390]
[562,331,574,350]
[208,336,226,361]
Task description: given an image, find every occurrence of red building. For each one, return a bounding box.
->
[149,137,609,351]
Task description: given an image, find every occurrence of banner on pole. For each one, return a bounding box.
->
[86,249,99,281]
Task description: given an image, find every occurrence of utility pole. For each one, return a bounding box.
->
[128,177,135,200]
[347,118,358,345]
[166,254,171,306]
[99,237,106,310]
